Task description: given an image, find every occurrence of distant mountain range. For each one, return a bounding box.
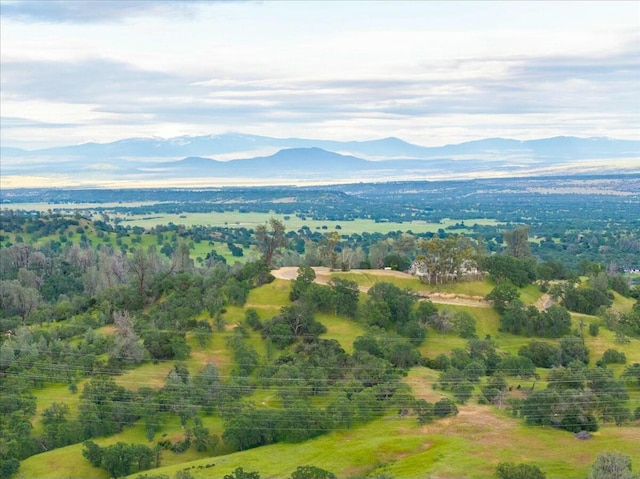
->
[1,134,638,188]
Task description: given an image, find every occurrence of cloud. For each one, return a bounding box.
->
[1,116,79,129]
[1,58,183,103]
[0,0,212,23]
[1,43,638,147]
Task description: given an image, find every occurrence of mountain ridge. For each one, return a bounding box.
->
[1,135,638,188]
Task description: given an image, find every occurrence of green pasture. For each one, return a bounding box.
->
[436,304,501,337]
[611,291,636,313]
[19,414,220,479]
[111,211,501,235]
[245,279,292,309]
[317,312,366,354]
[423,278,496,298]
[328,271,423,291]
[115,360,176,390]
[582,325,640,366]
[188,329,236,380]
[83,407,638,479]
[31,382,86,435]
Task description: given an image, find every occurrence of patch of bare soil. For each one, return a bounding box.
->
[535,293,554,311]
[422,404,519,449]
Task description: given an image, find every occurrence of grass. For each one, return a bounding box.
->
[424,279,496,297]
[31,382,85,434]
[438,304,502,337]
[582,326,640,367]
[112,212,502,236]
[19,445,110,479]
[71,406,636,479]
[328,270,496,299]
[115,361,176,390]
[188,330,236,379]
[611,291,636,313]
[520,283,544,304]
[246,278,293,309]
[23,387,640,479]
[19,415,219,479]
[329,271,423,291]
[317,312,366,354]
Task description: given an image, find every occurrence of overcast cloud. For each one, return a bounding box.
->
[1,0,638,149]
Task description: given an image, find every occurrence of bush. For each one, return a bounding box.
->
[496,462,546,479]
[601,349,626,365]
[434,397,458,418]
[588,451,633,479]
[290,465,337,479]
[518,340,562,368]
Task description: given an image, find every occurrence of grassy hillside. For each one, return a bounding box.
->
[20,408,639,479]
[14,272,640,479]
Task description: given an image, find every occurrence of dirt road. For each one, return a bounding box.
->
[271,266,491,308]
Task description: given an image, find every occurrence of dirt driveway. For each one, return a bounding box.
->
[271,266,491,308]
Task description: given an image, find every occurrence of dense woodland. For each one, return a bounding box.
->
[1,179,639,479]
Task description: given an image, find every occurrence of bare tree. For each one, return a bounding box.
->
[0,280,42,323]
[111,310,144,364]
[128,246,159,298]
[255,218,286,268]
[504,225,533,259]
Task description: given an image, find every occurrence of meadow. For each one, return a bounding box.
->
[2,202,501,236]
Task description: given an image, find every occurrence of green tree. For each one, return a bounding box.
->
[414,398,434,424]
[82,440,103,468]
[453,380,474,404]
[518,340,562,368]
[451,311,477,338]
[0,459,20,479]
[224,467,261,479]
[481,255,536,287]
[131,444,154,472]
[434,397,458,418]
[622,363,640,386]
[290,266,316,301]
[486,283,520,314]
[563,284,613,315]
[192,421,219,453]
[482,374,508,406]
[290,465,337,479]
[102,442,134,478]
[415,236,475,284]
[559,336,590,366]
[330,278,359,318]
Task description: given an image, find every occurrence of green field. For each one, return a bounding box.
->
[19,408,639,479]
[2,203,501,235]
[115,212,501,235]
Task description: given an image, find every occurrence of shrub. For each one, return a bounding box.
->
[601,349,626,365]
[496,462,546,479]
[434,397,458,418]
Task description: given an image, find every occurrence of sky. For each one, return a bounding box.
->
[1,0,639,149]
